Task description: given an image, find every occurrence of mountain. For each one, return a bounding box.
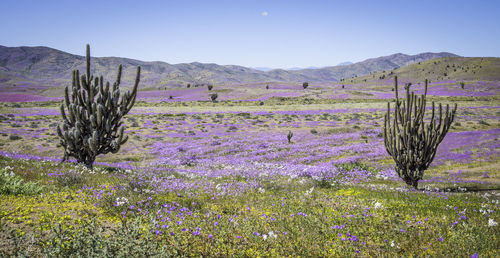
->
[287,66,325,70]
[338,62,353,66]
[0,45,459,92]
[251,67,275,72]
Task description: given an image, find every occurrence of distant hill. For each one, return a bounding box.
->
[0,45,459,93]
[350,56,500,85]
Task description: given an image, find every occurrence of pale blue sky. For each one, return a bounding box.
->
[1,0,499,68]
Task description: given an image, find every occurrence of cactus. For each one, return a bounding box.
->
[287,130,293,144]
[302,82,309,89]
[383,76,457,189]
[57,44,140,169]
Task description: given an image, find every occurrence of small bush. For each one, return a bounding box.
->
[54,169,85,187]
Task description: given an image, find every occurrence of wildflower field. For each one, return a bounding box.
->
[0,78,499,256]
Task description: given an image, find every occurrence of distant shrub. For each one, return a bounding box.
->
[181,154,197,166]
[460,82,465,89]
[479,120,490,126]
[210,93,218,102]
[9,135,21,141]
[266,85,269,89]
[187,83,191,88]
[207,85,213,91]
[211,141,221,146]
[310,129,318,134]
[302,82,309,89]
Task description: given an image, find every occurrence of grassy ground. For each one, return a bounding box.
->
[0,87,499,256]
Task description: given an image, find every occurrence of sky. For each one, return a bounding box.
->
[1,0,500,69]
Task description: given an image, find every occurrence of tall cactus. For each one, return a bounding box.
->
[57,44,141,169]
[384,76,457,189]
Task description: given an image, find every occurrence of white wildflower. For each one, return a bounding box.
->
[305,187,314,196]
[488,218,498,227]
[258,187,266,193]
[268,231,277,239]
[263,234,268,240]
[390,240,395,247]
[115,197,129,206]
[258,172,269,177]
[373,201,383,209]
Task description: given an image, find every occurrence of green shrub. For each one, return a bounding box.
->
[38,218,169,257]
[0,167,44,195]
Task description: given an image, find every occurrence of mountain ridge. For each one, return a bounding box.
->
[0,45,458,90]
